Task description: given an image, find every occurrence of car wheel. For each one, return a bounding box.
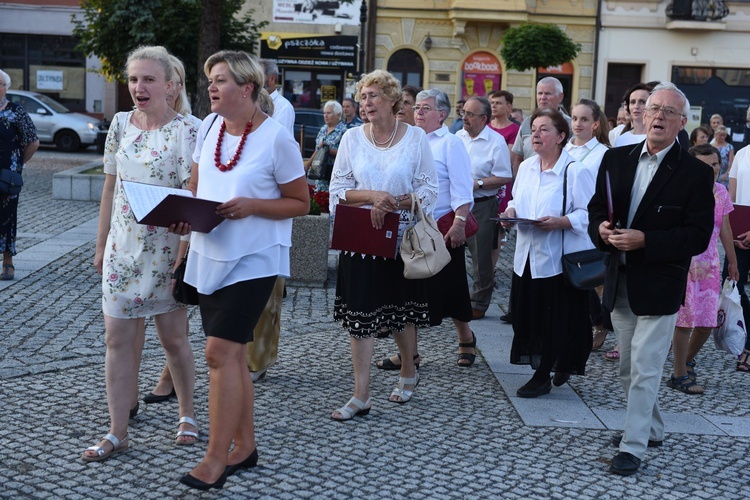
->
[55,130,81,152]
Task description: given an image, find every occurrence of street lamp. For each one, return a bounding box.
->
[359,0,367,74]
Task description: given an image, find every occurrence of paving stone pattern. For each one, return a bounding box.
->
[0,150,748,498]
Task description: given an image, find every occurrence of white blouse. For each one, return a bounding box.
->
[185,114,305,295]
[507,149,597,279]
[564,137,608,169]
[329,124,438,239]
[427,125,474,220]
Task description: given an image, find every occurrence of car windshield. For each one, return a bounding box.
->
[33,93,71,114]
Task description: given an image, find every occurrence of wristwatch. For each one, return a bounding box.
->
[477,179,484,187]
[455,215,467,222]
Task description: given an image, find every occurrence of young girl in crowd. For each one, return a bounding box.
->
[564,99,612,352]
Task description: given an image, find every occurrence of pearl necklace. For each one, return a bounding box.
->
[214,109,257,172]
[370,120,398,150]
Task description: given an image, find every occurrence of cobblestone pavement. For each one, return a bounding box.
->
[1,150,748,498]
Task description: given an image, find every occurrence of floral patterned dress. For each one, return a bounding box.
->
[677,183,733,328]
[101,111,198,318]
[714,142,734,188]
[0,101,38,254]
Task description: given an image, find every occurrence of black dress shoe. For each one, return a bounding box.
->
[129,402,139,420]
[500,313,512,323]
[225,448,259,477]
[516,377,552,398]
[611,434,663,448]
[609,452,641,476]
[179,471,228,491]
[552,372,570,387]
[143,388,176,404]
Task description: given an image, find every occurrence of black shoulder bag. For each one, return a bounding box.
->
[561,163,607,290]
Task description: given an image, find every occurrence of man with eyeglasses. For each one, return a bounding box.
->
[588,83,714,477]
[456,97,512,319]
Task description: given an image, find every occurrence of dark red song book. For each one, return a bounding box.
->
[331,204,399,259]
[121,180,224,233]
[729,204,750,240]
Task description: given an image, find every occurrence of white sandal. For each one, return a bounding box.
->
[175,416,199,445]
[82,433,129,462]
[331,397,371,421]
[389,372,420,404]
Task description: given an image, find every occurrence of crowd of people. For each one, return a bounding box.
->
[5,47,749,486]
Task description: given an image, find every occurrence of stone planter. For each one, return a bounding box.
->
[289,213,331,287]
[52,162,104,201]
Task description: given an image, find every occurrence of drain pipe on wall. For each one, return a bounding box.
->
[592,0,602,101]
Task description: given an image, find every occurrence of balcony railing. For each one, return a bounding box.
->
[666,0,729,20]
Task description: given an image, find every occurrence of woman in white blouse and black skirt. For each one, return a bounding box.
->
[328,70,438,419]
[501,107,597,398]
[174,51,309,491]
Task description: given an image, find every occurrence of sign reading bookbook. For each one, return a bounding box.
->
[121,180,224,233]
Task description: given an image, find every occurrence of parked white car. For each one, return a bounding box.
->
[6,90,101,152]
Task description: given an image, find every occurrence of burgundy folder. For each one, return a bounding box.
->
[729,204,750,240]
[331,204,399,259]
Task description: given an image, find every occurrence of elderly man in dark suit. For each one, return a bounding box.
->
[588,82,714,476]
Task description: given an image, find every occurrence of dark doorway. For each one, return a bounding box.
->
[387,49,424,88]
[605,63,643,120]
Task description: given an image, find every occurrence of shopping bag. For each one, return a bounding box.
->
[714,279,747,356]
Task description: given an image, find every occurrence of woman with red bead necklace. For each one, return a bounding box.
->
[176,51,309,491]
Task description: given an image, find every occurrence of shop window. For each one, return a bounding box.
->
[387,49,424,88]
[460,52,502,101]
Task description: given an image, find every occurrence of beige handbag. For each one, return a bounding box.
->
[400,195,451,279]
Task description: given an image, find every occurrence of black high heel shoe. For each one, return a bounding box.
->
[129,402,139,420]
[457,331,477,367]
[179,470,228,491]
[225,448,259,477]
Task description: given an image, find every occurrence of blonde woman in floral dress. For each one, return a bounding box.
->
[83,46,199,462]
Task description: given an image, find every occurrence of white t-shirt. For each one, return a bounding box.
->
[564,137,608,170]
[615,131,646,147]
[185,114,305,294]
[729,145,750,204]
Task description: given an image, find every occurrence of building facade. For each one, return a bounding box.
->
[596,0,750,138]
[0,0,112,119]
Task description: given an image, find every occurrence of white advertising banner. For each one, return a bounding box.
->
[36,70,64,91]
[273,0,363,25]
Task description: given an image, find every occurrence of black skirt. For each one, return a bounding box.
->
[510,261,591,375]
[425,244,472,325]
[334,252,431,338]
[199,276,277,344]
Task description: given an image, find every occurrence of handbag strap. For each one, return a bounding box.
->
[560,161,575,253]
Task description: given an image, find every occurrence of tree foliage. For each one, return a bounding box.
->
[72,0,266,100]
[500,23,581,72]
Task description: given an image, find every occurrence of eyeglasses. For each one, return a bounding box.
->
[360,92,381,102]
[644,105,682,119]
[462,111,484,119]
[412,105,435,113]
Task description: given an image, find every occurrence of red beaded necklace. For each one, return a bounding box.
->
[214,114,255,172]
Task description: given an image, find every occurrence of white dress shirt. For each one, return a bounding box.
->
[456,125,512,198]
[507,149,597,278]
[426,125,474,220]
[269,90,295,135]
[729,145,750,203]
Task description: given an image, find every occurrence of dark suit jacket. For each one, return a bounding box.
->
[588,140,715,316]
